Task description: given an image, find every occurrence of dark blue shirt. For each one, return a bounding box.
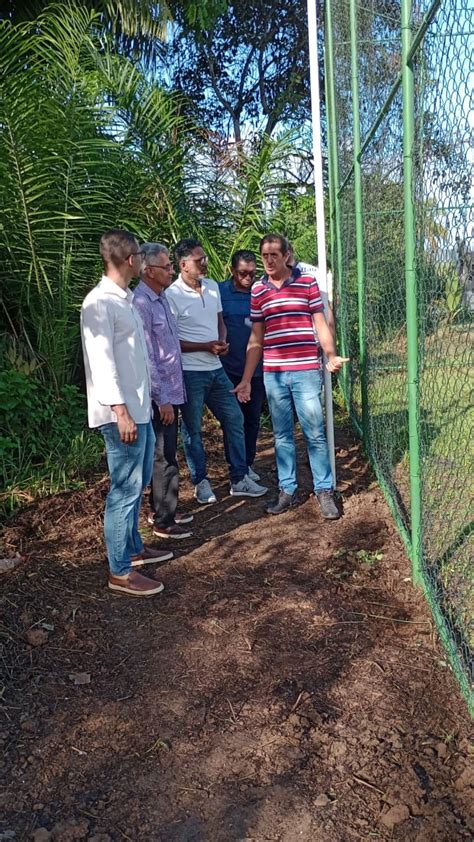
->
[219,279,263,379]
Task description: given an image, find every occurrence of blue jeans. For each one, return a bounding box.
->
[264,369,333,495]
[225,373,265,468]
[180,368,248,485]
[99,420,155,576]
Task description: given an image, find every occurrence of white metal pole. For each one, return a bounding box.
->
[306,0,337,484]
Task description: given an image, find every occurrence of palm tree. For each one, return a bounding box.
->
[0,2,305,386]
[0,0,228,62]
[0,4,186,385]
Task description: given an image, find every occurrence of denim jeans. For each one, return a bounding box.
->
[100,420,155,576]
[225,373,265,468]
[180,367,248,485]
[264,369,333,495]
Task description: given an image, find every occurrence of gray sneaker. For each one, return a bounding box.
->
[194,478,217,505]
[316,490,340,520]
[247,465,261,482]
[265,490,298,515]
[230,475,268,497]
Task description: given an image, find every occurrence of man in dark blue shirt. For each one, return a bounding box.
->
[220,250,265,481]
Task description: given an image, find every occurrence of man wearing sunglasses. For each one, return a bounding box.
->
[80,229,172,598]
[166,238,268,504]
[219,250,265,482]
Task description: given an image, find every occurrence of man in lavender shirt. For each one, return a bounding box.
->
[134,243,194,539]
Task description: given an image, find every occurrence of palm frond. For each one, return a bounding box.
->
[0,6,187,384]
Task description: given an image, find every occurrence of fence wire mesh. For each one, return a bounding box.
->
[326,0,473,710]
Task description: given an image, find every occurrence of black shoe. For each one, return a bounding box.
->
[316,490,340,520]
[265,490,298,515]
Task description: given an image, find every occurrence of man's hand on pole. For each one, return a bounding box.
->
[325,356,350,373]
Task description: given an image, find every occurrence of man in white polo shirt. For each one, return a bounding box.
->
[166,238,267,504]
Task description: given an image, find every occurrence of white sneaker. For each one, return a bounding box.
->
[194,478,217,504]
[230,475,268,497]
[247,465,261,482]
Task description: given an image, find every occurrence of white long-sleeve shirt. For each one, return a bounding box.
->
[80,276,151,428]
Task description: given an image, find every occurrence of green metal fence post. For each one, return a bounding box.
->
[324,0,349,402]
[401,0,422,586]
[349,0,369,448]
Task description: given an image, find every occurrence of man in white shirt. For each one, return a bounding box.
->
[80,229,172,597]
[166,238,267,504]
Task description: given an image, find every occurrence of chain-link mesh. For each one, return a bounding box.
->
[326,0,473,708]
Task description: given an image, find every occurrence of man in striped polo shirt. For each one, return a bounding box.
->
[232,233,349,519]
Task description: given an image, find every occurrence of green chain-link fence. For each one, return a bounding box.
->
[324,0,473,712]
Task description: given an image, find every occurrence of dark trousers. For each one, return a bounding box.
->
[149,403,179,527]
[225,373,265,468]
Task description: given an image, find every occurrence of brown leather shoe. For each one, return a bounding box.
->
[265,490,298,515]
[175,512,194,525]
[130,546,174,567]
[108,571,164,597]
[316,490,341,520]
[152,523,193,539]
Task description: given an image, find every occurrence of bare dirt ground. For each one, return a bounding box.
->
[1,422,473,842]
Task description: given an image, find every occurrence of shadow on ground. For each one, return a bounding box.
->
[0,425,472,841]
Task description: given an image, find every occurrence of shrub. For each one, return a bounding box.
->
[0,368,103,514]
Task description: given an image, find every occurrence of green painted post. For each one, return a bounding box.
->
[324,0,349,402]
[401,0,422,586]
[349,0,369,447]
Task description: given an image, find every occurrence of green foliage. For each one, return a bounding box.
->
[0,365,103,513]
[444,270,463,319]
[333,547,384,565]
[167,0,311,141]
[188,132,303,280]
[0,5,303,384]
[268,190,318,263]
[0,4,188,385]
[0,0,228,63]
[181,0,228,28]
[0,3,308,510]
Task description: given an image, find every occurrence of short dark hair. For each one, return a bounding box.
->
[231,249,257,269]
[174,238,202,263]
[99,229,138,269]
[259,233,290,255]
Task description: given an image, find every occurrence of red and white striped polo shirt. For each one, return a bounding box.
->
[250,269,324,372]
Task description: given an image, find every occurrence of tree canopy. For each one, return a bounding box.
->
[168,0,311,142]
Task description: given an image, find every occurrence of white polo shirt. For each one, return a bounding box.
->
[166,274,223,371]
[80,276,151,427]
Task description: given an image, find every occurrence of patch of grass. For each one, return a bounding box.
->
[358,322,473,655]
[0,367,106,520]
[333,547,384,565]
[1,430,104,521]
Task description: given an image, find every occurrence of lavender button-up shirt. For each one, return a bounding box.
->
[133,280,186,407]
